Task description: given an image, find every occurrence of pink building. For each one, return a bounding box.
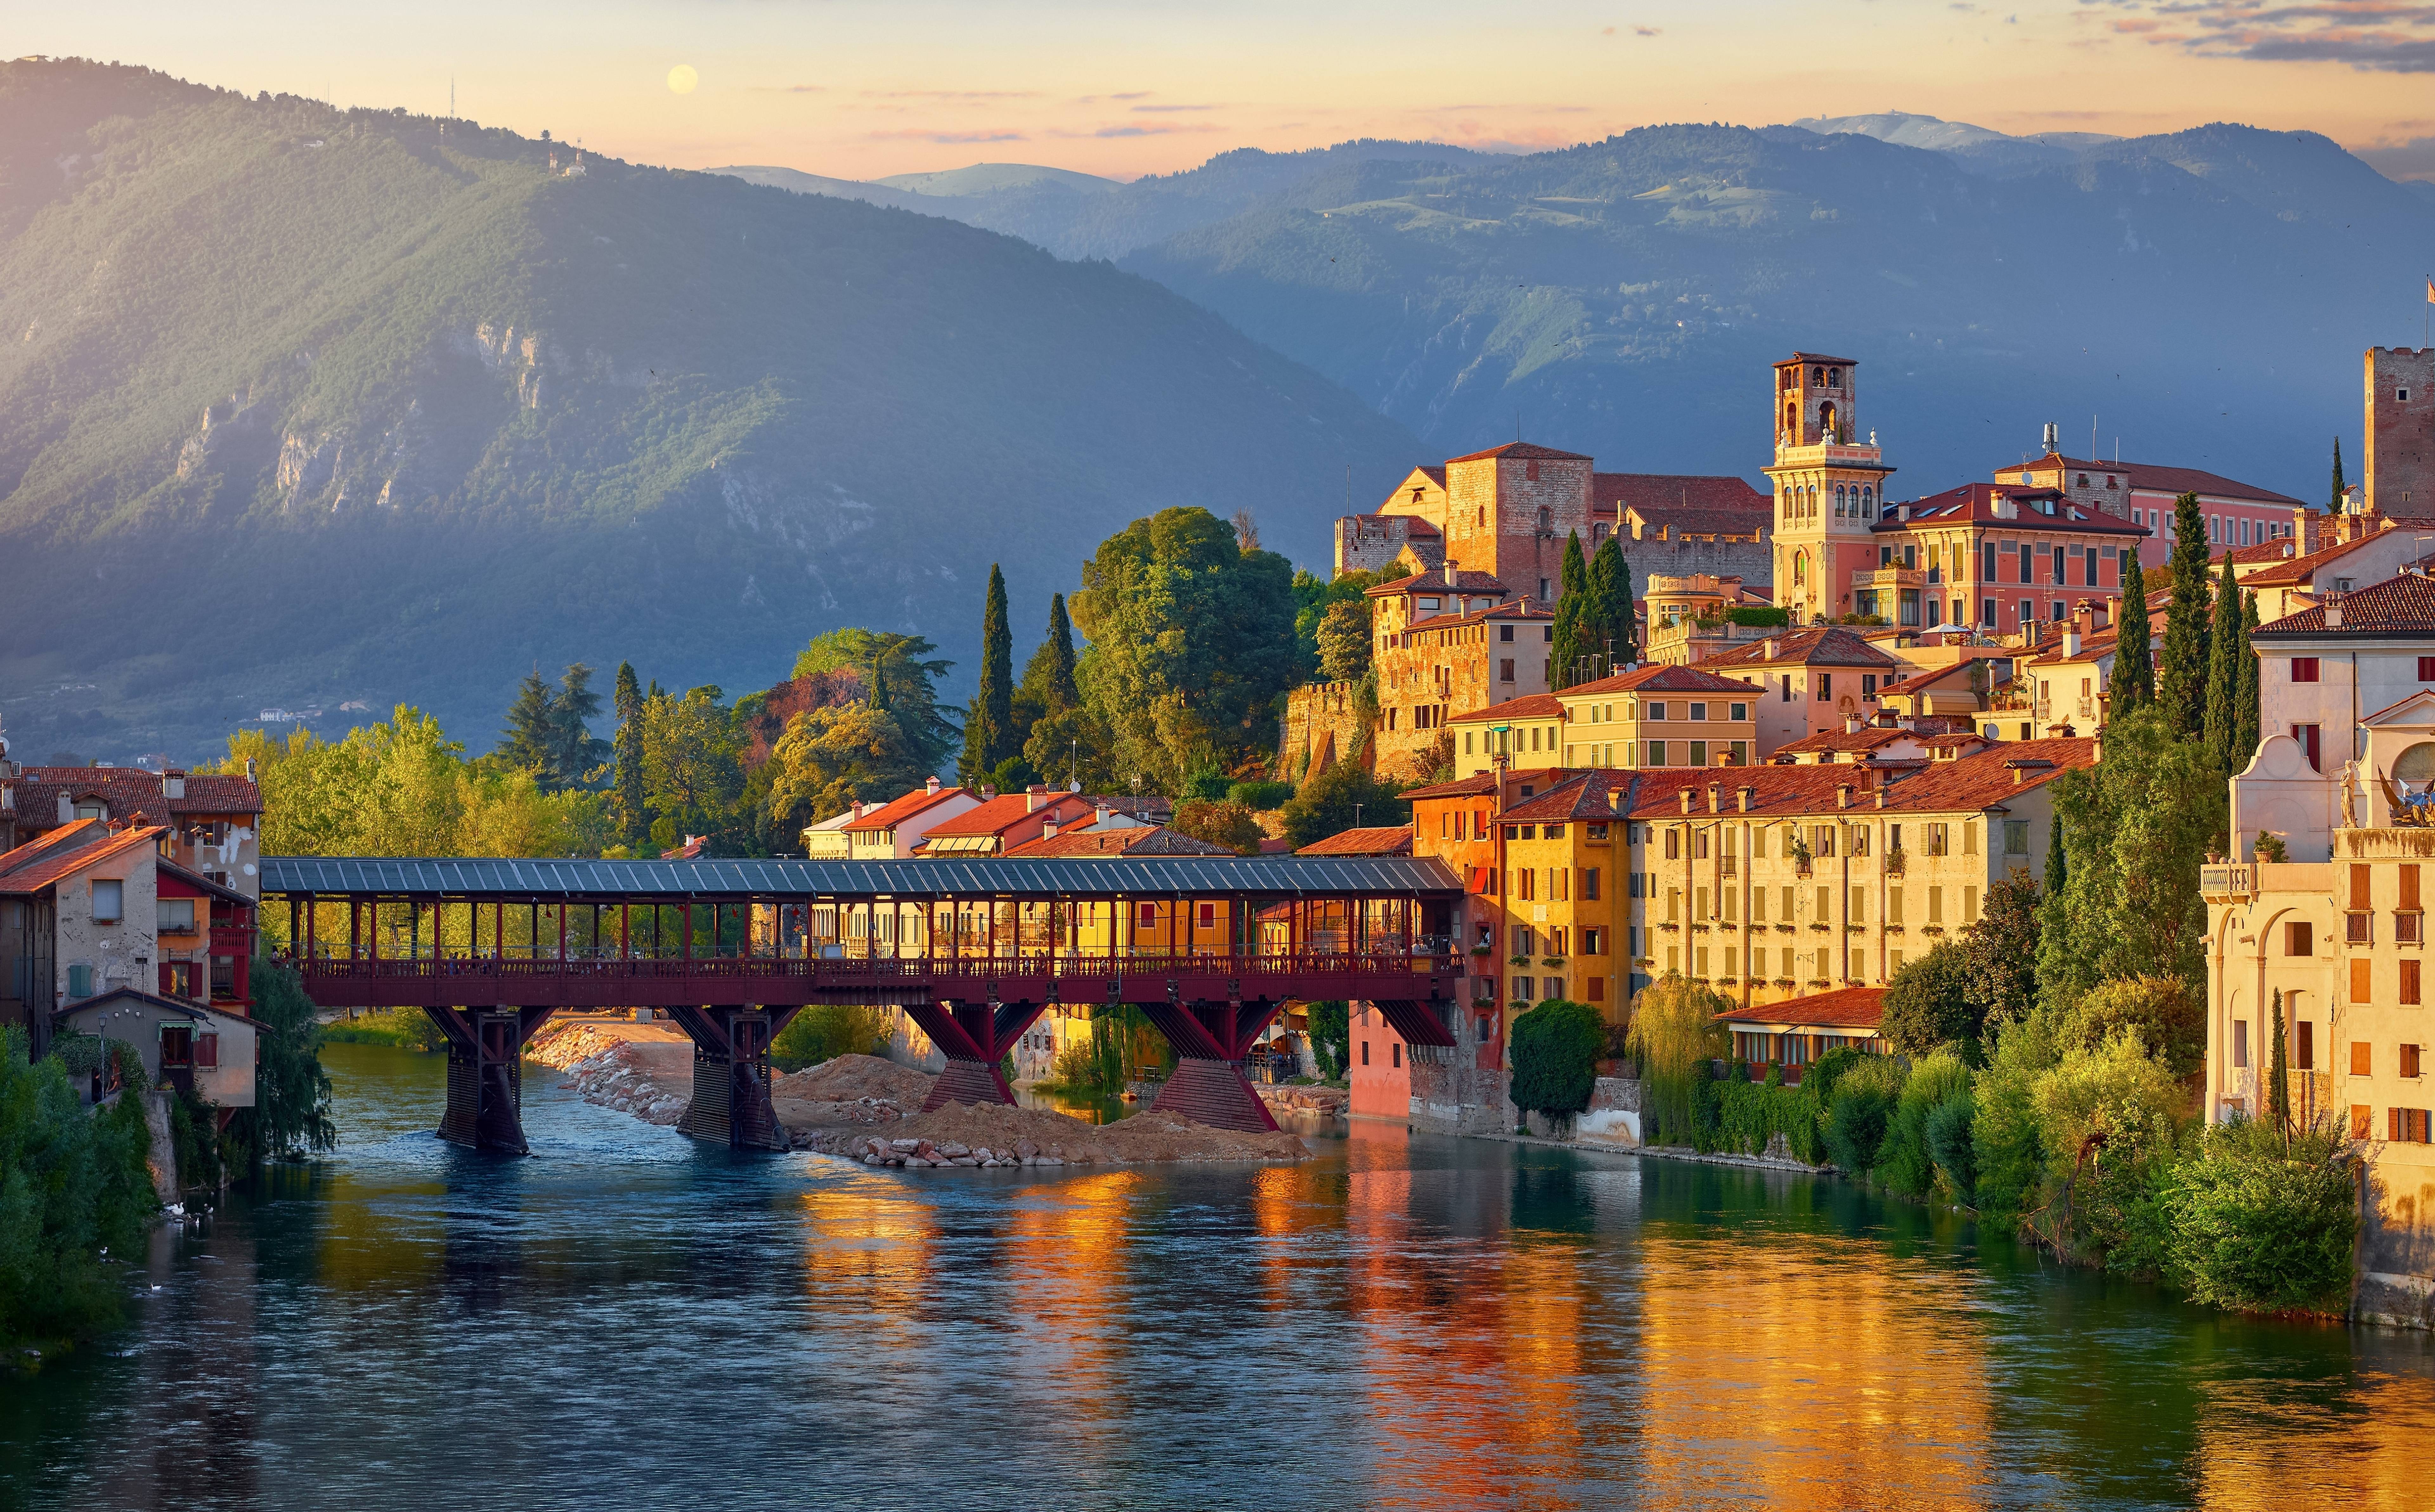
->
[1348,1003,1412,1120]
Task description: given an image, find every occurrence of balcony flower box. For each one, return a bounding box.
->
[1540,957,1567,968]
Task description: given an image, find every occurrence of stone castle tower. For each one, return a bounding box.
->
[2367,346,2435,515]
[1764,354,1895,624]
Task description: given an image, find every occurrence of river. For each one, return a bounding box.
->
[6,1043,2434,1510]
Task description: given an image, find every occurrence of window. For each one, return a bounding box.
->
[1647,701,1669,722]
[1137,902,1158,927]
[2408,1043,2425,1079]
[2299,1020,2315,1070]
[2291,657,2320,683]
[1583,868,1601,900]
[2287,921,2313,956]
[1500,658,1516,682]
[1361,1040,1371,1067]
[2293,723,2321,773]
[1690,740,1709,767]
[1689,702,1707,722]
[1513,975,1533,1003]
[1646,740,1667,767]
[67,963,94,998]
[1729,702,1748,721]
[2352,1105,2374,1139]
[2004,820,2030,856]
[1781,675,1795,703]
[1816,674,1832,703]
[91,879,123,924]
[1198,902,1216,928]
[2353,863,2374,911]
[2422,657,2435,683]
[1583,926,1602,954]
[1928,886,1944,925]
[2408,960,2425,1006]
[2354,958,2374,1003]
[158,898,196,932]
[1500,625,1514,643]
[73,799,105,821]
[2392,1108,2433,1144]
[2234,1019,2250,1068]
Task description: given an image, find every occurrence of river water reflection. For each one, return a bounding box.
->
[8,1043,2435,1510]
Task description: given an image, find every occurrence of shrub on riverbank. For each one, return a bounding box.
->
[770,1005,892,1072]
[2163,1114,2358,1312]
[228,962,336,1162]
[1511,999,1605,1117]
[1627,975,1730,1145]
[0,1027,158,1351]
[321,1007,444,1050]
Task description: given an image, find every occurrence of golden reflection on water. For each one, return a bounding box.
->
[795,1180,939,1349]
[1635,1227,1995,1509]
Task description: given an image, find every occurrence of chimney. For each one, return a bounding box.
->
[1446,559,1459,587]
[0,785,10,812]
[1706,783,1722,813]
[926,775,941,794]
[1843,714,1862,735]
[1737,785,1755,813]
[1837,784,1854,809]
[2062,627,2081,658]
[162,769,185,800]
[1763,638,1779,660]
[1026,783,1049,813]
[1041,820,1060,840]
[1678,788,1692,815]
[2042,421,2059,453]
[1095,803,1110,826]
[2326,594,2344,629]
[1874,787,1887,809]
[58,793,73,825]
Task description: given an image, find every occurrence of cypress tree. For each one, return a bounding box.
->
[2268,989,2291,1136]
[2235,587,2261,772]
[2155,491,2212,737]
[1551,531,1589,688]
[2202,553,2243,772]
[2044,812,2067,898]
[2331,437,2347,512]
[613,662,648,844]
[1589,536,1636,668]
[2110,556,2153,715]
[1023,592,1080,714]
[959,565,1015,782]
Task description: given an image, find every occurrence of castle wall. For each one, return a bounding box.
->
[1278,680,1370,782]
[1444,455,1593,602]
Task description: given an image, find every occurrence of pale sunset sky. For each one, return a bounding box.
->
[20,0,2435,180]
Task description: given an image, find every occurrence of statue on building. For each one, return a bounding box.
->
[2340,759,2360,830]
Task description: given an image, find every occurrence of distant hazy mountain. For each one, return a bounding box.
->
[0,61,1419,763]
[710,164,934,212]
[1789,111,2119,176]
[1110,121,2435,503]
[873,163,1120,197]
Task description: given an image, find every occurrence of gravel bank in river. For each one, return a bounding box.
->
[527,1025,1303,1162]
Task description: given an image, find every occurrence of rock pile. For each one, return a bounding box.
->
[849,1135,1063,1168]
[554,1042,691,1126]
[1257,1084,1348,1117]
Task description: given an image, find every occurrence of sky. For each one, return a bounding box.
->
[17,0,2435,180]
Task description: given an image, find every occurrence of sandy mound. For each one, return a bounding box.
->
[771,1053,935,1106]
[812,1100,1308,1165]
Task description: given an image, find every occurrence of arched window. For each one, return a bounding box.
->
[1829,369,1841,387]
[1784,401,1797,436]
[1793,550,1808,586]
[1812,367,1824,386]
[1536,506,1552,535]
[1820,401,1839,439]
[1478,507,1487,528]
[1861,486,1873,515]
[1835,484,1848,516]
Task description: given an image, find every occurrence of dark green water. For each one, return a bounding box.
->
[6,1042,2432,1510]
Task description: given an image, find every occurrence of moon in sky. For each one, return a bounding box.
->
[667,64,699,95]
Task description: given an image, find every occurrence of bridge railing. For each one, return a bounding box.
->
[287,950,1456,983]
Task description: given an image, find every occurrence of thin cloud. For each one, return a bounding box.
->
[749,84,827,94]
[2355,130,2435,176]
[865,128,1029,143]
[2088,0,2435,72]
[858,89,1046,101]
[1133,103,1219,112]
[1068,122,1227,138]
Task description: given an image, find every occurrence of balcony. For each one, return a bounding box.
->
[2347,911,2374,946]
[2400,911,2424,946]
[2199,862,2257,904]
[1850,566,1924,591]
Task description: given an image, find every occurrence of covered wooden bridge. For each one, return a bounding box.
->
[260,854,1465,1153]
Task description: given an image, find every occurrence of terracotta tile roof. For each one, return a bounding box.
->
[1561,663,1763,697]
[1257,837,1294,854]
[1406,602,1555,633]
[1400,767,1570,801]
[1769,727,1912,758]
[1867,737,2096,810]
[1295,825,1415,856]
[1444,441,1592,464]
[918,791,1090,839]
[1995,452,2306,508]
[1501,771,1637,823]
[842,783,971,833]
[2239,527,2395,588]
[0,823,167,895]
[1447,693,1566,725]
[1348,512,1442,535]
[1005,825,1236,858]
[1692,626,1901,671]
[1594,473,1771,535]
[2221,537,2297,567]
[2256,571,2435,636]
[1715,985,1886,1030]
[4,769,262,829]
[2025,630,2133,667]
[1620,767,1870,821]
[1778,350,1860,367]
[1878,481,2149,536]
[1367,569,1511,598]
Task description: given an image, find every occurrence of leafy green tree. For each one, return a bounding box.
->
[613,661,650,845]
[797,629,958,776]
[2058,975,2206,1078]
[770,1005,892,1071]
[1022,704,1119,795]
[959,565,1017,785]
[543,664,609,790]
[2110,556,2152,714]
[1550,530,1590,687]
[1315,600,1371,683]
[1972,1008,2060,1222]
[1880,1050,1973,1198]
[2155,491,2212,737]
[1822,1055,1906,1172]
[1510,998,1606,1116]
[1072,507,1300,791]
[641,686,745,853]
[763,702,933,828]
[2027,1028,2187,1266]
[1,1028,158,1347]
[1879,940,1978,1055]
[1015,593,1081,732]
[1293,568,1386,678]
[1169,799,1264,855]
[1307,1002,1351,1079]
[1278,757,1409,847]
[2036,707,2223,1016]
[2202,553,2243,774]
[1960,874,2042,1029]
[229,962,336,1159]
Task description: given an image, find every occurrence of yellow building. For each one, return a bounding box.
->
[1491,772,1635,1028]
[1555,663,1764,770]
[1449,694,1570,779]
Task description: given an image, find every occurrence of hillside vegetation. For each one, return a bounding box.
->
[0,60,1418,762]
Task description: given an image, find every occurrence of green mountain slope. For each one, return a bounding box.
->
[0,61,1419,763]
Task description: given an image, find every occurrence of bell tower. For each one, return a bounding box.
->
[1765,353,1896,626]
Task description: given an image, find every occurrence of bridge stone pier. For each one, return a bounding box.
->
[261,854,1465,1156]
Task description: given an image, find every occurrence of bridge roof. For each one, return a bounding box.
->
[259,854,1464,899]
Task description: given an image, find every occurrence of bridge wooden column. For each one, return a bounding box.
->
[426,1005,556,1155]
[666,1004,803,1150]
